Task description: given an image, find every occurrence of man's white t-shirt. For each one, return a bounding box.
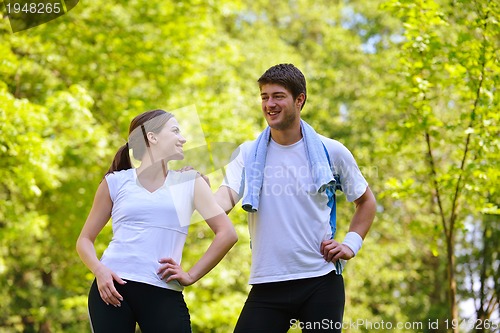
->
[222,136,368,284]
[101,169,197,291]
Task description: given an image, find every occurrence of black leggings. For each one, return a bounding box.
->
[234,271,345,333]
[88,279,191,333]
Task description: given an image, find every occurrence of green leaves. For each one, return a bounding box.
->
[0,0,498,331]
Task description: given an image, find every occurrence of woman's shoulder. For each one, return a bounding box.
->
[104,169,134,199]
[169,169,199,183]
[105,168,134,182]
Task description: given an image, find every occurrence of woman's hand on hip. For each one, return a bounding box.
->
[158,257,195,286]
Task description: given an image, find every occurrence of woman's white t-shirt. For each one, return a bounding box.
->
[101,169,197,291]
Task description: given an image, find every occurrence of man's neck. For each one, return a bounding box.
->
[270,124,302,146]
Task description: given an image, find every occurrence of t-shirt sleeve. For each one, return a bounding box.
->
[168,170,197,227]
[325,139,368,202]
[220,143,246,198]
[104,172,118,202]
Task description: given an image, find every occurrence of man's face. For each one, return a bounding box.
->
[260,83,304,131]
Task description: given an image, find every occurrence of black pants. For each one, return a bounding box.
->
[88,279,191,333]
[234,271,345,333]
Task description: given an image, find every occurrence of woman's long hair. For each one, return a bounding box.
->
[106,109,174,175]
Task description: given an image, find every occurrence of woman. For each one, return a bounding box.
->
[76,109,238,332]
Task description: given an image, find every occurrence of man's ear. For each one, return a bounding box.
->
[296,93,305,108]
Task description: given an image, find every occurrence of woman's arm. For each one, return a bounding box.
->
[214,185,240,214]
[76,179,126,307]
[158,175,238,285]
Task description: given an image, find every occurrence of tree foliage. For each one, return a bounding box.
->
[0,0,498,332]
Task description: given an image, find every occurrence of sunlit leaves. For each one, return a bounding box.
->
[1,0,498,331]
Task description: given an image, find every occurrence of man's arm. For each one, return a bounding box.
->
[214,185,240,214]
[348,186,376,239]
[321,186,376,262]
[214,144,245,214]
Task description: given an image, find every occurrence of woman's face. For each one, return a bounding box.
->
[153,117,187,161]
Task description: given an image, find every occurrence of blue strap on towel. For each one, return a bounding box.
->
[322,144,344,274]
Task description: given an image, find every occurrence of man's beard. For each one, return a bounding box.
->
[269,111,297,131]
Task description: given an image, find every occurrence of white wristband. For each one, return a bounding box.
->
[342,232,363,256]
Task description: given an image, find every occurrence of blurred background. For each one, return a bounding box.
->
[0,0,498,332]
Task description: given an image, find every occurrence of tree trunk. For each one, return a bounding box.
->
[446,235,459,333]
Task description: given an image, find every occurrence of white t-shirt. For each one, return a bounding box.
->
[222,136,368,284]
[101,169,197,291]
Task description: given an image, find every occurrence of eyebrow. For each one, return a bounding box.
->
[261,91,287,96]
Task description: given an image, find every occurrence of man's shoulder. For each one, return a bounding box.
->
[231,140,254,159]
[317,134,359,167]
[318,134,348,151]
[240,140,255,150]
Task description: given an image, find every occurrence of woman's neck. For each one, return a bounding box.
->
[137,159,169,180]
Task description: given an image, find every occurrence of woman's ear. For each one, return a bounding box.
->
[147,132,157,144]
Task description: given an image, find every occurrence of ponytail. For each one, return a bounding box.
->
[106,142,132,175]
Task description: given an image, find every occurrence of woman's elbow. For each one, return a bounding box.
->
[209,213,238,246]
[76,235,92,256]
[76,236,84,254]
[225,226,238,246]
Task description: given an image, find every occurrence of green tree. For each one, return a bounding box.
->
[383,0,499,330]
[1,0,498,332]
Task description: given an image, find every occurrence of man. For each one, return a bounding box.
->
[215,64,376,332]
